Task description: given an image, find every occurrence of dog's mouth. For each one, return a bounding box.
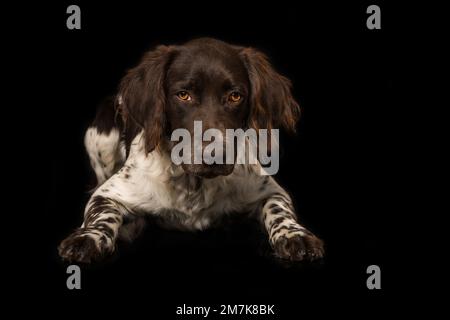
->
[181,163,234,179]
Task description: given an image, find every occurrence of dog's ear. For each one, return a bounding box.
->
[240,48,300,134]
[117,45,175,153]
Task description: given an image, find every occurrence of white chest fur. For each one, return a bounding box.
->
[91,133,280,230]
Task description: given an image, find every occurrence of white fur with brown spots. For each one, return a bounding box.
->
[59,129,324,263]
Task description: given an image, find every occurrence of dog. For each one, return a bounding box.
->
[58,38,324,263]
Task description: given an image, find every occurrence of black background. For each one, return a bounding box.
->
[8,1,403,318]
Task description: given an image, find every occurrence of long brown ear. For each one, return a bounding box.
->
[117,45,175,153]
[240,48,300,133]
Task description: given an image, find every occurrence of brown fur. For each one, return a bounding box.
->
[116,39,300,156]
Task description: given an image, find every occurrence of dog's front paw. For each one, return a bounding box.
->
[272,229,324,262]
[58,229,112,263]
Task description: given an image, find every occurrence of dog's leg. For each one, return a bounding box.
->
[58,190,132,263]
[85,127,125,186]
[59,130,160,263]
[258,179,324,261]
[84,96,126,187]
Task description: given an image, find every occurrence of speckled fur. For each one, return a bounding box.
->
[59,130,324,263]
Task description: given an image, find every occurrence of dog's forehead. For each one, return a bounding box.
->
[167,43,248,85]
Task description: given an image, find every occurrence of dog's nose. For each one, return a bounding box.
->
[191,131,226,165]
[202,151,215,165]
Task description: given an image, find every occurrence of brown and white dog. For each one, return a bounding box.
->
[58,38,324,263]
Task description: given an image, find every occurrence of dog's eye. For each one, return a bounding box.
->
[228,92,242,103]
[176,91,191,101]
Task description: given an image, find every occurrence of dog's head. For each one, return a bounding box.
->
[118,38,299,178]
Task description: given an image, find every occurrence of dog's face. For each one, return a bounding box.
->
[165,41,250,177]
[118,38,300,178]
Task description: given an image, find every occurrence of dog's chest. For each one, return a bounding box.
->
[162,175,229,225]
[123,147,259,230]
[155,168,261,230]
